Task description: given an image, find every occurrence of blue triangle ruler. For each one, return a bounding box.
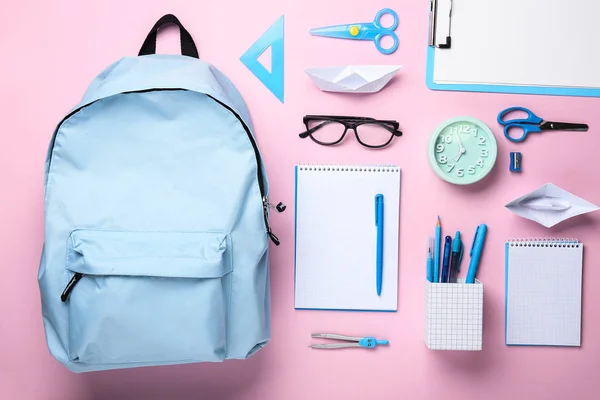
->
[240,15,284,103]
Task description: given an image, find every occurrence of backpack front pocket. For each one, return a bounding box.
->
[63,230,233,365]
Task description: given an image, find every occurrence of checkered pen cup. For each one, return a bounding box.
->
[423,279,484,351]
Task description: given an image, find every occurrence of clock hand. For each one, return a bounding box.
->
[454,147,466,162]
[454,132,466,153]
[453,131,467,161]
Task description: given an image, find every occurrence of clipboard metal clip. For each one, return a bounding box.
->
[429,0,452,49]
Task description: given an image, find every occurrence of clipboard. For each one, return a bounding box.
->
[426,0,600,97]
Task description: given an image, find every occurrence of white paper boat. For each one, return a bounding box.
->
[505,183,599,228]
[305,65,401,93]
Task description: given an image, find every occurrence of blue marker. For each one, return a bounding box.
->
[441,236,452,283]
[375,194,384,295]
[449,231,463,283]
[466,224,487,284]
[427,237,434,282]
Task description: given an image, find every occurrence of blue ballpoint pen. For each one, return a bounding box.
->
[434,216,441,282]
[427,237,434,282]
[441,236,451,283]
[375,194,384,295]
[466,224,487,284]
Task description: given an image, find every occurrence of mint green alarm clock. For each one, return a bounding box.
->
[429,117,498,185]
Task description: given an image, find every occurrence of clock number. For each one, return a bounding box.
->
[476,159,484,168]
[436,144,445,153]
[472,128,478,137]
[468,166,476,175]
[479,136,486,145]
[453,125,471,135]
[481,149,489,157]
[446,163,455,172]
[457,168,464,177]
[444,135,452,144]
[439,155,447,164]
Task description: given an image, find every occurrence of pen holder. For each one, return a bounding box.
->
[424,279,483,351]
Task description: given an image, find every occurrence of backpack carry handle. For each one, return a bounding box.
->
[138,14,199,58]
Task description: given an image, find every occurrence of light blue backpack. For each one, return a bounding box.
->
[38,14,282,373]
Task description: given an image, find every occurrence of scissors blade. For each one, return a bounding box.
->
[309,24,356,39]
[311,343,362,349]
[540,121,589,132]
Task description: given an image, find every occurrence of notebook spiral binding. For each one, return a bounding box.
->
[298,164,399,173]
[507,238,580,248]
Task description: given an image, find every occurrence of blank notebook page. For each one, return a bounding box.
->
[294,165,400,311]
[433,0,600,89]
[506,241,583,346]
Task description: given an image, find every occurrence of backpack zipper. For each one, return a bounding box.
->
[47,89,284,247]
[61,272,84,302]
[208,96,284,246]
[262,196,286,246]
[59,186,287,303]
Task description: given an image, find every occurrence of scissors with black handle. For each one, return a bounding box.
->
[498,106,589,143]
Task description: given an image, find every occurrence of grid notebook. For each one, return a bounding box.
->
[505,239,583,346]
[294,164,401,311]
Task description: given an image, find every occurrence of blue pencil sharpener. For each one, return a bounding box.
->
[510,152,522,172]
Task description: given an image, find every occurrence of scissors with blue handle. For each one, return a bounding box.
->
[498,106,589,143]
[309,8,399,55]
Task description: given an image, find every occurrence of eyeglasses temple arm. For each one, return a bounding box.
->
[299,121,330,138]
[377,122,402,136]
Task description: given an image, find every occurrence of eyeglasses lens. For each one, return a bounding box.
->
[306,120,346,144]
[355,123,394,147]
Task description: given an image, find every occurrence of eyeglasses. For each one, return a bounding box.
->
[299,115,403,149]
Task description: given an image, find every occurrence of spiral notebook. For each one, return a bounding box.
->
[505,239,584,346]
[294,165,401,311]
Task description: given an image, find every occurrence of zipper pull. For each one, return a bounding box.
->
[269,231,280,246]
[61,272,84,302]
[265,200,286,213]
[263,197,285,246]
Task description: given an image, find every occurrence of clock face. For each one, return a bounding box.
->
[429,117,498,185]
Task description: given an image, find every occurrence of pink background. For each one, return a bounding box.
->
[2,0,600,399]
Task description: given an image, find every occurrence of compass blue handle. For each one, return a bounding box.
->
[358,337,390,348]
